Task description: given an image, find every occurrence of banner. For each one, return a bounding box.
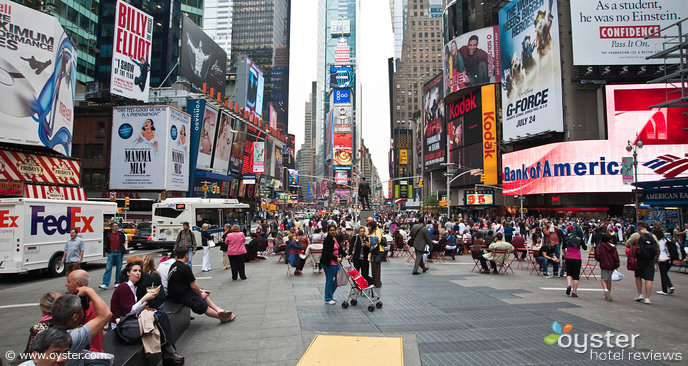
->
[288,169,299,187]
[422,74,446,170]
[0,1,76,156]
[196,105,220,171]
[211,112,232,174]
[399,149,408,165]
[180,16,227,98]
[110,0,153,102]
[570,0,688,65]
[499,0,563,141]
[253,141,265,173]
[110,106,190,191]
[443,25,501,95]
[229,121,246,175]
[481,84,497,185]
[0,150,80,185]
[502,84,688,195]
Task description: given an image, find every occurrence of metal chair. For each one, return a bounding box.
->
[285,249,300,277]
[581,255,598,280]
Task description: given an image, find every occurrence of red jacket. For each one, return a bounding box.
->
[110,282,136,323]
[595,241,620,270]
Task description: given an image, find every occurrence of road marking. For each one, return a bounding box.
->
[0,303,38,309]
[195,276,212,280]
[539,287,604,292]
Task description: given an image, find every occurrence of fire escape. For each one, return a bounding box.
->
[646,18,688,108]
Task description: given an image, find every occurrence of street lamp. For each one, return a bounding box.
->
[626,135,643,226]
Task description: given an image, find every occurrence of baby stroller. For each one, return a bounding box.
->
[341,261,383,312]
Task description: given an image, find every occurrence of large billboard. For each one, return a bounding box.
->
[570,0,688,65]
[110,106,190,191]
[443,25,501,95]
[422,74,445,170]
[246,61,265,118]
[180,16,227,98]
[228,120,246,176]
[502,84,688,195]
[110,0,153,102]
[211,112,233,174]
[187,99,219,172]
[198,106,219,171]
[334,133,353,168]
[499,0,563,141]
[330,65,355,89]
[0,1,76,156]
[252,141,265,173]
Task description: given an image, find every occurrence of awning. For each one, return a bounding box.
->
[25,184,86,200]
[394,198,407,204]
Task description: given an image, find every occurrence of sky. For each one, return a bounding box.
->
[288,0,395,186]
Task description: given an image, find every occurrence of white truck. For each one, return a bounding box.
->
[0,198,117,276]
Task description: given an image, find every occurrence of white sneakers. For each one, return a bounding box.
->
[325,300,336,305]
[604,290,612,302]
[643,298,652,304]
[633,294,644,302]
[656,290,669,296]
[98,284,108,290]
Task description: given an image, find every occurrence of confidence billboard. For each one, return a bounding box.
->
[443,25,501,95]
[110,106,190,191]
[499,0,563,141]
[180,16,227,98]
[110,0,153,102]
[502,84,688,195]
[0,1,76,156]
[570,0,688,65]
[422,74,445,170]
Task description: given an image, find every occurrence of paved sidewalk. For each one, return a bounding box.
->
[174,249,687,365]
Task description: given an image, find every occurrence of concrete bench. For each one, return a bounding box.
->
[102,301,190,366]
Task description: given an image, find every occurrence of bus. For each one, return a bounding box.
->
[151,198,252,248]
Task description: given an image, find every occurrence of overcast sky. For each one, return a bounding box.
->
[288,0,394,187]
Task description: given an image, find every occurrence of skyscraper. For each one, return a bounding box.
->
[203,0,233,61]
[231,0,290,132]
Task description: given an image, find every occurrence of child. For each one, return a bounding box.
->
[594,233,620,301]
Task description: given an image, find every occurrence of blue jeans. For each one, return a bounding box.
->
[322,263,340,302]
[187,248,194,269]
[102,252,123,286]
[537,256,559,275]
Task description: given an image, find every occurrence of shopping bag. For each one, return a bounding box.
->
[208,239,216,248]
[611,269,624,281]
[336,266,348,286]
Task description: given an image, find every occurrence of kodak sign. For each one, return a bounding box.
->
[481,84,497,185]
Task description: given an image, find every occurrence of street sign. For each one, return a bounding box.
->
[201,184,209,192]
[376,186,382,191]
[109,192,116,202]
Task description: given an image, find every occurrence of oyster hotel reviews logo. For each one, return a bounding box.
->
[544,321,682,361]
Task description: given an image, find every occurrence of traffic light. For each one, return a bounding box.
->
[418,179,423,187]
[125,196,130,207]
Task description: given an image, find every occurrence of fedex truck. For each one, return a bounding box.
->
[0,199,117,276]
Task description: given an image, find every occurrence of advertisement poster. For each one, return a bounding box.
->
[0,149,80,185]
[180,16,227,98]
[211,112,233,174]
[335,170,348,185]
[330,65,355,89]
[570,0,688,65]
[196,106,219,170]
[443,25,501,95]
[253,141,265,173]
[334,133,353,168]
[0,1,76,156]
[288,169,299,187]
[229,121,246,176]
[246,61,265,117]
[110,106,189,190]
[422,74,445,170]
[481,84,498,185]
[500,0,563,141]
[110,0,153,102]
[502,84,688,195]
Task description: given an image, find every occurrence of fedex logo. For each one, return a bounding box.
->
[30,206,94,236]
[0,210,19,228]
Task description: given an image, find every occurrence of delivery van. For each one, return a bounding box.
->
[0,198,117,276]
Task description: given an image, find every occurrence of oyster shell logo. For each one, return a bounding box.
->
[18,159,44,177]
[46,188,64,200]
[52,162,75,179]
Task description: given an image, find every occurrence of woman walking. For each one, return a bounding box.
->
[201,224,214,272]
[564,225,587,298]
[225,225,248,280]
[594,233,620,301]
[655,227,675,296]
[320,225,345,305]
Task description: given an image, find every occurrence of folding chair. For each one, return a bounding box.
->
[404,245,416,263]
[492,249,515,274]
[308,249,323,273]
[581,255,598,279]
[530,253,543,276]
[470,246,483,272]
[285,249,300,277]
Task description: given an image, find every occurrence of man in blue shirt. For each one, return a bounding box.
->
[62,228,85,276]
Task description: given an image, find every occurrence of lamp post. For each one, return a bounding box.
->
[626,135,643,226]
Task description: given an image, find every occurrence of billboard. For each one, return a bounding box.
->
[187,99,220,172]
[334,133,353,168]
[481,84,498,185]
[502,84,688,195]
[499,0,563,141]
[228,121,246,176]
[0,1,76,156]
[443,25,501,95]
[331,20,351,35]
[422,74,445,170]
[0,149,80,186]
[253,141,265,173]
[180,16,227,98]
[330,65,355,89]
[211,112,233,174]
[335,170,348,185]
[570,0,688,65]
[110,0,153,102]
[333,105,353,132]
[333,89,351,104]
[198,106,220,171]
[246,61,265,117]
[288,169,299,187]
[110,106,190,191]
[466,192,494,205]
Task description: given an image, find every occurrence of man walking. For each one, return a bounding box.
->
[99,223,126,289]
[176,222,197,269]
[62,228,84,276]
[410,219,431,275]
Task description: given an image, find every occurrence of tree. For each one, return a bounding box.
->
[422,194,439,210]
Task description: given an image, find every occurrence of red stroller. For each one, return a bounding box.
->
[341,261,383,312]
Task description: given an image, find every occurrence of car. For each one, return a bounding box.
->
[104,220,137,241]
[129,222,152,249]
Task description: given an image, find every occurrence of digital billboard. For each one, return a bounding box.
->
[288,169,299,187]
[180,16,227,98]
[499,0,564,141]
[422,74,445,170]
[246,61,265,117]
[502,84,688,195]
[335,170,348,185]
[0,0,76,156]
[443,25,501,95]
[110,0,153,102]
[211,112,233,174]
[252,141,265,173]
[334,133,353,168]
[333,89,351,104]
[570,0,688,65]
[330,65,355,89]
[110,106,190,191]
[466,192,494,205]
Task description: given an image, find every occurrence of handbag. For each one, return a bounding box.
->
[115,315,141,344]
[208,239,216,248]
[336,266,348,286]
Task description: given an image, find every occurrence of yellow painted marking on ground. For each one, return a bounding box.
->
[298,335,403,366]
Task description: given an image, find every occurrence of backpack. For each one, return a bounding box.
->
[565,232,583,249]
[626,245,638,271]
[665,240,680,262]
[635,233,657,261]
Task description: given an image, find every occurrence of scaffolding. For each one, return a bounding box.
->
[645,18,688,108]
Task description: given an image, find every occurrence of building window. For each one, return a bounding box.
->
[96,121,105,138]
[84,144,103,160]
